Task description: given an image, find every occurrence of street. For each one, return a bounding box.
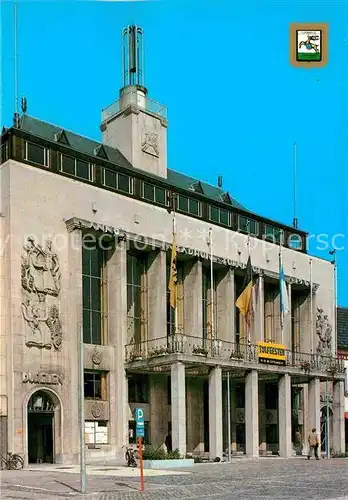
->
[1,458,348,500]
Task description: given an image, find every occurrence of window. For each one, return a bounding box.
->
[103,168,133,194]
[202,267,217,340]
[237,215,259,236]
[209,205,231,226]
[166,261,184,336]
[142,182,167,205]
[264,283,279,342]
[84,371,107,400]
[264,225,284,244]
[25,141,49,167]
[177,194,201,216]
[85,421,108,445]
[288,233,303,250]
[128,374,149,403]
[129,420,150,444]
[60,154,93,181]
[0,141,8,164]
[127,253,148,345]
[82,240,107,345]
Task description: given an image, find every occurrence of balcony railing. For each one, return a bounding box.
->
[102,92,167,122]
[125,335,345,374]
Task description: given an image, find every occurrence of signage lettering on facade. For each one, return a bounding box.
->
[257,342,286,365]
[22,372,63,385]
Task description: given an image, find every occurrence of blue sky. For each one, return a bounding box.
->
[1,0,348,306]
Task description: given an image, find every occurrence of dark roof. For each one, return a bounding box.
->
[337,306,348,350]
[17,115,247,211]
[19,115,134,170]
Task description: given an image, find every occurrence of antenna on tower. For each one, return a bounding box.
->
[13,0,20,127]
[292,142,298,229]
[122,25,145,88]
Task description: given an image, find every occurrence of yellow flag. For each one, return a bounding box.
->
[169,233,177,309]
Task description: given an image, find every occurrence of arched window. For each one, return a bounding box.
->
[28,391,56,412]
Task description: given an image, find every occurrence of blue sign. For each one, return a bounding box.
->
[134,408,145,439]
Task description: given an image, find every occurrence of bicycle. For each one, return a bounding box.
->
[0,452,24,470]
[122,445,138,468]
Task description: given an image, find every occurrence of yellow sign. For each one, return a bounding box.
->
[257,342,286,364]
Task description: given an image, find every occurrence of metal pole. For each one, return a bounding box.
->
[309,259,313,353]
[326,377,330,459]
[227,372,231,463]
[14,0,19,118]
[79,326,86,492]
[209,228,215,350]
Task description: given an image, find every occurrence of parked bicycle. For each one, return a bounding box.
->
[0,452,24,470]
[122,446,138,468]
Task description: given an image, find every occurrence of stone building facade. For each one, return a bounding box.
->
[337,306,348,451]
[0,25,346,465]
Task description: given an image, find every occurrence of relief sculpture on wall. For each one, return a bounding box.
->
[315,307,332,356]
[21,237,62,350]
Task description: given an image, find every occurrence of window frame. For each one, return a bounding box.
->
[264,224,284,244]
[142,181,169,206]
[208,205,231,227]
[126,253,148,346]
[84,370,107,400]
[177,194,202,217]
[82,242,107,346]
[60,153,94,181]
[85,420,109,445]
[237,215,259,236]
[25,141,50,167]
[102,168,134,194]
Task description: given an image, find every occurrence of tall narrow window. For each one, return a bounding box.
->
[166,261,184,336]
[264,283,278,343]
[291,290,306,352]
[127,253,148,345]
[202,267,217,341]
[82,240,107,345]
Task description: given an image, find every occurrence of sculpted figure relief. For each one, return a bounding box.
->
[21,237,62,351]
[315,307,332,356]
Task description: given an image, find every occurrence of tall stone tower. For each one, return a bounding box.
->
[100,25,168,178]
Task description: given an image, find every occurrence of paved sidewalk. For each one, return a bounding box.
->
[1,457,348,500]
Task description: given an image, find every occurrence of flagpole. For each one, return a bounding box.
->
[279,246,284,345]
[309,258,313,353]
[208,228,215,352]
[173,211,178,336]
[247,223,251,344]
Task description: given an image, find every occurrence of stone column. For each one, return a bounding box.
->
[147,250,167,342]
[216,269,234,342]
[258,381,266,454]
[149,375,168,447]
[301,383,309,455]
[308,378,321,439]
[186,378,204,453]
[184,259,202,337]
[254,276,264,343]
[278,374,292,457]
[171,362,186,455]
[209,366,223,459]
[245,370,259,457]
[332,380,345,455]
[108,238,128,457]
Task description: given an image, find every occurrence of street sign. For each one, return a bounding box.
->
[134,408,145,439]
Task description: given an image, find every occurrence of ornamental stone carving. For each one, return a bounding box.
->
[92,351,102,366]
[316,307,332,356]
[21,237,62,351]
[91,402,102,419]
[141,131,159,157]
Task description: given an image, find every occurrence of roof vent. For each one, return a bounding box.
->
[218,175,223,188]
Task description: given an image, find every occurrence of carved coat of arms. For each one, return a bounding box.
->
[21,237,62,350]
[141,131,159,157]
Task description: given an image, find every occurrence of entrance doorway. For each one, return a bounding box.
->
[27,391,55,463]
